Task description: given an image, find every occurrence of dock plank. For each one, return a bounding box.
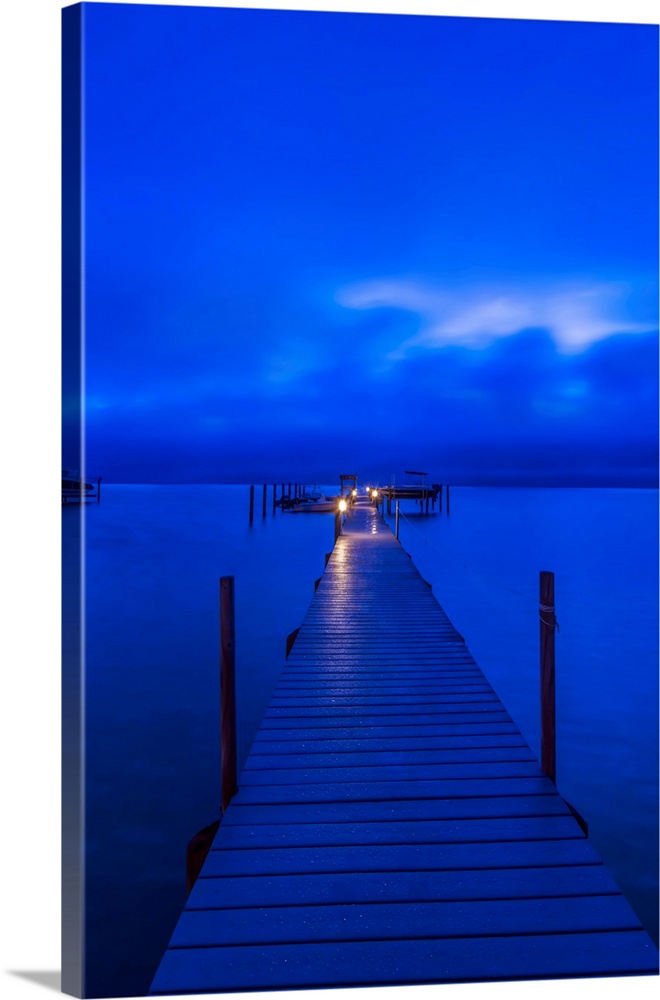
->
[188,863,624,909]
[200,838,601,877]
[221,795,572,826]
[211,814,584,848]
[152,931,658,994]
[245,747,537,767]
[170,895,642,947]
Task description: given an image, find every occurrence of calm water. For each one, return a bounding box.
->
[65,485,658,997]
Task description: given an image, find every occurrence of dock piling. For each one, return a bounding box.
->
[395,501,400,540]
[220,576,238,813]
[540,570,556,784]
[248,485,254,524]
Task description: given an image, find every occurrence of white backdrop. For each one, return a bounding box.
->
[0,2,657,999]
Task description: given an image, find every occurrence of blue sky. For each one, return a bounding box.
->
[70,2,658,484]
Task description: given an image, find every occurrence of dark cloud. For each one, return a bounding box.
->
[84,322,658,486]
[77,7,658,486]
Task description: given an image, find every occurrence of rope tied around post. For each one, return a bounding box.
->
[539,602,560,632]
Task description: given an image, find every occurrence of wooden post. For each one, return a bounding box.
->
[540,570,556,784]
[446,484,450,515]
[438,485,442,512]
[395,501,400,540]
[262,484,267,518]
[387,494,392,515]
[272,484,277,513]
[220,576,237,813]
[248,485,254,524]
[425,493,429,515]
[285,627,300,658]
[97,476,102,503]
[334,509,341,542]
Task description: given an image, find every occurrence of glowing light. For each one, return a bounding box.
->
[372,489,378,498]
[352,489,357,497]
[338,499,348,512]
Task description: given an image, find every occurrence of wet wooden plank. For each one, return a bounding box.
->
[170,895,642,947]
[222,793,571,826]
[201,838,602,878]
[245,746,536,768]
[232,775,557,804]
[239,760,545,785]
[151,930,658,994]
[262,707,514,722]
[188,862,622,909]
[250,733,530,754]
[252,721,521,740]
[212,814,583,848]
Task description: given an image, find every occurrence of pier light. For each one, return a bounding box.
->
[372,489,378,498]
[338,499,348,512]
[352,489,358,497]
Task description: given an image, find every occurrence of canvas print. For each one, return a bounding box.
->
[61,2,659,997]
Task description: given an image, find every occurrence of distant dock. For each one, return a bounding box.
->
[377,471,446,514]
[151,496,658,993]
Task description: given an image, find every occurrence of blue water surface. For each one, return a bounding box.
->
[65,485,658,997]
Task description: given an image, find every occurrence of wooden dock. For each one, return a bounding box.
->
[150,497,658,994]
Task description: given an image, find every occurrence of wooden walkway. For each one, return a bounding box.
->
[150,498,658,994]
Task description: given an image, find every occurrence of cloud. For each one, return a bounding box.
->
[336,277,656,355]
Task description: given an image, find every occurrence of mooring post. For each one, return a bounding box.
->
[220,576,237,813]
[272,484,277,513]
[540,570,556,784]
[446,484,450,516]
[248,485,254,524]
[395,501,400,540]
[334,508,342,543]
[262,483,267,518]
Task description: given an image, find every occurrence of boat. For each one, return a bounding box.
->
[288,496,341,513]
[62,469,100,503]
[284,487,341,513]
